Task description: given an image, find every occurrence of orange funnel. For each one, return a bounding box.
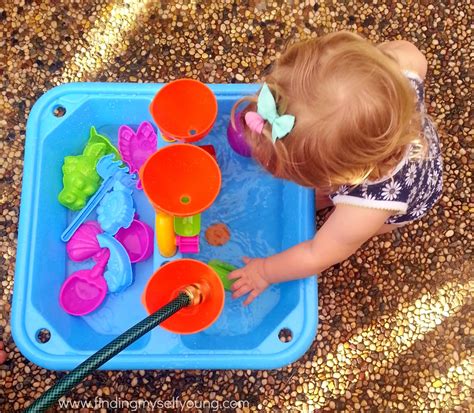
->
[142,259,225,334]
[140,144,221,217]
[150,79,218,143]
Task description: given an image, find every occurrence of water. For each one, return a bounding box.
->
[65,111,296,346]
[179,113,284,340]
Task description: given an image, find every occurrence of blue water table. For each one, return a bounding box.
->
[12,81,318,374]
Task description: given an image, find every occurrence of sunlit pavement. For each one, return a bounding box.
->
[0,1,472,411]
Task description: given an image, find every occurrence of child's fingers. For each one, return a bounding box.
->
[231,278,246,291]
[232,285,251,299]
[242,256,251,264]
[243,290,259,306]
[227,270,242,280]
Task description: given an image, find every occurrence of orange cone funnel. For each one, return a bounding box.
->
[140,144,221,217]
[142,259,225,334]
[150,79,218,143]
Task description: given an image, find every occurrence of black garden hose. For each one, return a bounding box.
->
[25,292,191,412]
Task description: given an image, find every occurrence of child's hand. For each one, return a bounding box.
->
[228,257,270,305]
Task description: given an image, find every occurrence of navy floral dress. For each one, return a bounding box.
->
[330,71,443,224]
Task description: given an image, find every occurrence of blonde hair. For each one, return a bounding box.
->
[231,31,425,191]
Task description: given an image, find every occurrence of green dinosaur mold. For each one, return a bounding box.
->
[208,259,238,291]
[84,126,121,161]
[58,155,101,210]
[58,127,121,210]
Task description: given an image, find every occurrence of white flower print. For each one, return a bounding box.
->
[381,181,402,201]
[423,122,430,136]
[426,169,434,188]
[405,164,417,187]
[436,157,443,172]
[418,167,427,184]
[411,202,428,218]
[360,184,377,201]
[387,213,403,224]
[429,169,439,188]
[338,185,349,196]
[407,189,417,205]
[363,191,377,201]
[430,136,438,154]
[437,177,443,193]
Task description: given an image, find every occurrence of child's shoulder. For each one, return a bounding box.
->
[378,40,428,80]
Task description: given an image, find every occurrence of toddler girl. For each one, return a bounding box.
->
[228,31,442,305]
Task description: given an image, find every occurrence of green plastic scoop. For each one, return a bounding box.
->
[208,259,237,291]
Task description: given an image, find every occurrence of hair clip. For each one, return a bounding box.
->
[244,83,295,142]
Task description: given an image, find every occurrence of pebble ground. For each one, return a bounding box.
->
[1,0,472,411]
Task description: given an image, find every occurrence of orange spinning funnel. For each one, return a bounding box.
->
[150,79,218,143]
[140,144,221,217]
[142,259,225,334]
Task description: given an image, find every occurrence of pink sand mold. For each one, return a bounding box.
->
[115,218,154,263]
[175,235,200,254]
[66,221,104,262]
[118,122,157,189]
[59,249,110,316]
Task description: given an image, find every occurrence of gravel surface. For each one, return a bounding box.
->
[1,0,472,411]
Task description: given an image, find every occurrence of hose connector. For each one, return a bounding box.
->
[182,284,203,306]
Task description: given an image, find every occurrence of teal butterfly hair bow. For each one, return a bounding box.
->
[246,83,296,142]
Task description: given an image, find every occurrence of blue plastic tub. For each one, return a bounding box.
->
[12,82,318,370]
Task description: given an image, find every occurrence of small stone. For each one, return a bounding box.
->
[433,380,443,388]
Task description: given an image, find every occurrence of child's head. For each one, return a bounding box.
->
[232,31,422,191]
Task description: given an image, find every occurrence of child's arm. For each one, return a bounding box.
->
[377,40,428,80]
[229,204,395,305]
